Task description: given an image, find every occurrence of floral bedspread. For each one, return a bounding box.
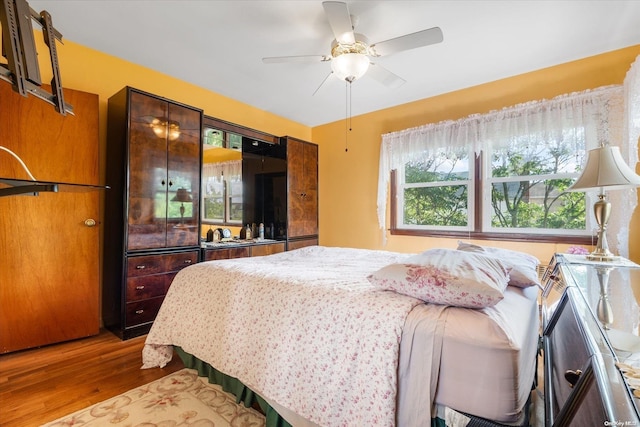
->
[142,246,422,427]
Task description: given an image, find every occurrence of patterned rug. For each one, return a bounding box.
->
[41,368,266,426]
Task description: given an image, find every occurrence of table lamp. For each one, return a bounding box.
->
[171,188,193,227]
[568,144,640,262]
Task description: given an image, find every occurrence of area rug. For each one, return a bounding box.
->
[41,368,266,426]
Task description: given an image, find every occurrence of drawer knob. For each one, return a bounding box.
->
[184,259,192,264]
[135,285,145,290]
[135,309,144,315]
[564,369,582,388]
[136,265,146,270]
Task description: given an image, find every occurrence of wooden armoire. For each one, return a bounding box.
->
[0,83,101,353]
[102,87,202,339]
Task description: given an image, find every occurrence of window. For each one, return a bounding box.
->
[395,139,588,239]
[379,85,626,244]
[397,147,473,231]
[484,133,587,235]
[202,161,242,225]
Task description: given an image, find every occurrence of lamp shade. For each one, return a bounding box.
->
[172,188,193,202]
[331,53,370,82]
[568,145,640,191]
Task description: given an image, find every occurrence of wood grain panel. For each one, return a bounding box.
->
[251,242,286,256]
[0,83,100,353]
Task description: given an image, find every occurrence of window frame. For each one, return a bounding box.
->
[202,176,243,226]
[394,149,475,233]
[389,153,595,245]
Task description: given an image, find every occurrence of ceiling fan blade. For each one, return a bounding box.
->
[262,55,330,64]
[312,72,334,96]
[367,63,406,89]
[370,27,443,57]
[322,1,355,44]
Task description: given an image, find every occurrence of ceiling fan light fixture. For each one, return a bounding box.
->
[331,52,370,82]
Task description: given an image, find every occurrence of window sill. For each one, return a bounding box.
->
[390,228,594,245]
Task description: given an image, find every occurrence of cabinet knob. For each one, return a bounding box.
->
[136,265,146,270]
[135,285,145,290]
[84,218,97,227]
[135,309,144,315]
[564,369,582,388]
[184,259,193,264]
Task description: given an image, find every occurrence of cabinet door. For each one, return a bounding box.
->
[544,289,593,421]
[126,93,201,250]
[301,142,318,235]
[0,85,100,353]
[166,103,201,247]
[287,138,318,238]
[127,92,169,250]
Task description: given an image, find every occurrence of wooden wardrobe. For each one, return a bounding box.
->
[0,83,101,353]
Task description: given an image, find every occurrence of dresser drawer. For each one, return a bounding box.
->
[251,242,286,257]
[203,247,250,261]
[165,251,198,272]
[126,254,166,277]
[544,288,593,420]
[127,251,198,278]
[126,274,166,301]
[125,296,164,327]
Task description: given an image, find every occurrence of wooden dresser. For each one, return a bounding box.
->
[542,254,640,425]
[103,87,202,339]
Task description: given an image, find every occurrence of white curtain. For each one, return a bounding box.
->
[618,55,640,258]
[377,79,639,252]
[203,160,242,195]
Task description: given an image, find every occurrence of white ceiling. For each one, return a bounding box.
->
[27,0,640,127]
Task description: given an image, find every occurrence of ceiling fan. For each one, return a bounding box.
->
[262,1,443,93]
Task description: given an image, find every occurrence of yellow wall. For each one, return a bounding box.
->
[35,38,311,180]
[31,35,640,263]
[313,45,640,263]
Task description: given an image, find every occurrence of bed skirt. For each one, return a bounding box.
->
[175,347,291,427]
[176,347,531,427]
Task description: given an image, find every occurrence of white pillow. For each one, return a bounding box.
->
[457,241,540,288]
[367,248,509,308]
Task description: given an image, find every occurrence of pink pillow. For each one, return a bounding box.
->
[367,248,509,308]
[457,241,540,288]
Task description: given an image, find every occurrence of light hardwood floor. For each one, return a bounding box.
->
[0,329,184,426]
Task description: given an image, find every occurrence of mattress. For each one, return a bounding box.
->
[431,285,539,424]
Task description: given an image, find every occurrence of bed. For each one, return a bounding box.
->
[142,245,540,427]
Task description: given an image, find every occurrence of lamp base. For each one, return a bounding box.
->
[587,253,620,262]
[589,194,616,262]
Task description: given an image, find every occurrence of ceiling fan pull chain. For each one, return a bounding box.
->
[349,82,353,132]
[345,80,349,152]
